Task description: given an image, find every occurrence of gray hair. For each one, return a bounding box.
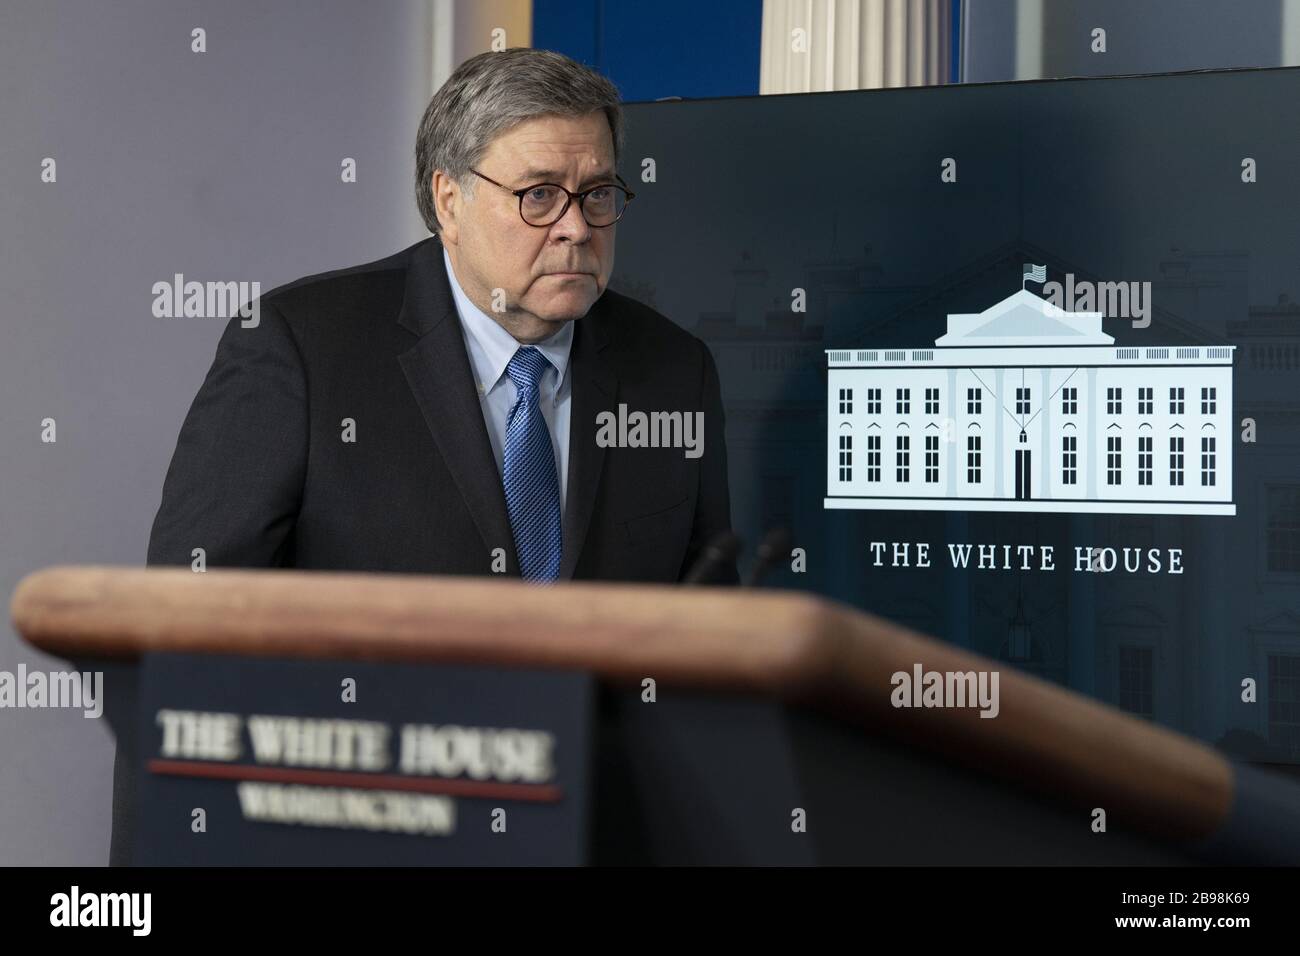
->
[415,48,625,235]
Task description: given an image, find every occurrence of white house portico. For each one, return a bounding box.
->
[825,289,1235,515]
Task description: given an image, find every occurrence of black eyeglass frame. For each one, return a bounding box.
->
[469,168,635,227]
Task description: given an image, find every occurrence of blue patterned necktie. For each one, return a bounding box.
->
[503,346,563,582]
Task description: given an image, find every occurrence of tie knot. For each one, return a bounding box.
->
[506,346,551,396]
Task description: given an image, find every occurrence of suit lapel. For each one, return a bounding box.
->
[559,300,617,580]
[396,239,521,576]
[395,237,618,582]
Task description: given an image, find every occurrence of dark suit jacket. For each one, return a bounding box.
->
[146,236,737,582]
[112,237,737,863]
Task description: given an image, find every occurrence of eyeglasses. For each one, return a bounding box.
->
[469,168,635,227]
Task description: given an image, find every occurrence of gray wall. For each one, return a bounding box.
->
[0,0,433,865]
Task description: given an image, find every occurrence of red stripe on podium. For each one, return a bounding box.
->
[147,759,563,802]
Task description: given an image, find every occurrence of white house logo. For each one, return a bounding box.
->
[825,283,1235,516]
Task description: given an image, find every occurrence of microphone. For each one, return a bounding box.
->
[744,527,792,587]
[682,531,742,585]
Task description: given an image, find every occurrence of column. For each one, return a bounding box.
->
[1040,367,1052,499]
[994,368,1005,498]
[946,366,957,496]
[1086,367,1099,500]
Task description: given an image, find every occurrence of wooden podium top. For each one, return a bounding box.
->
[11,564,1233,843]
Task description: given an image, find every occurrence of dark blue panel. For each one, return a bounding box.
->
[132,653,594,865]
[534,0,764,102]
[606,67,1300,765]
[533,0,600,68]
[951,0,962,84]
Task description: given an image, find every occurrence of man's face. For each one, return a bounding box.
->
[434,110,619,344]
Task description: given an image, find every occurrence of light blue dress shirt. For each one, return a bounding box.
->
[441,245,573,522]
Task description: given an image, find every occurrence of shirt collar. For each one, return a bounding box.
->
[442,245,574,395]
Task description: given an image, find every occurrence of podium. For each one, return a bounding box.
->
[12,565,1300,865]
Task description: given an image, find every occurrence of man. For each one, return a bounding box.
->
[146,48,737,584]
[117,49,737,863]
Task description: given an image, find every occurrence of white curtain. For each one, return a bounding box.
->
[760,0,953,94]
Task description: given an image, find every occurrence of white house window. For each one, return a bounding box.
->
[866,434,881,482]
[925,435,939,482]
[1062,435,1077,485]
[1106,387,1122,415]
[1118,646,1154,718]
[838,387,853,414]
[1267,485,1300,573]
[896,435,910,482]
[967,387,982,414]
[1138,387,1152,415]
[896,388,910,414]
[1170,436,1185,485]
[1015,387,1030,416]
[1201,386,1217,414]
[1201,436,1216,486]
[966,435,981,483]
[925,388,939,415]
[1170,387,1185,414]
[1138,435,1152,486]
[866,387,881,415]
[1268,655,1300,758]
[1107,435,1122,485]
[1061,387,1077,415]
[838,434,852,481]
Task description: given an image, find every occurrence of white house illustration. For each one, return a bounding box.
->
[825,289,1235,515]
